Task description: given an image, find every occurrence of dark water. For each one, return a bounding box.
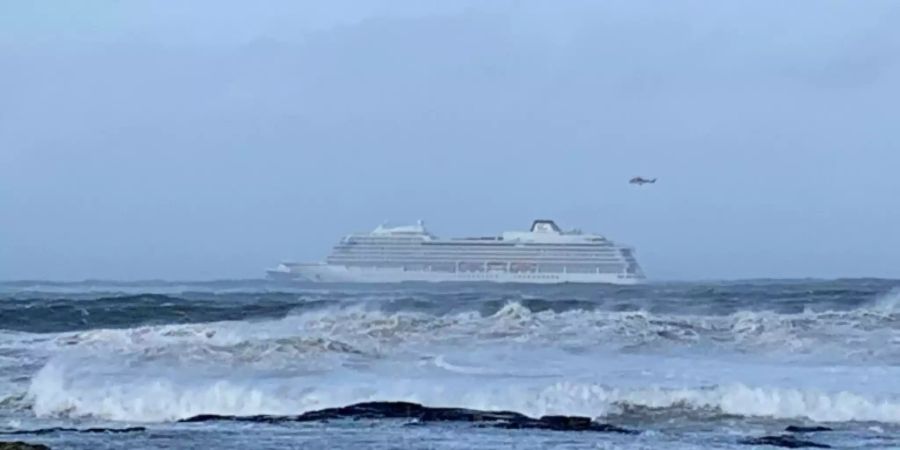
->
[1,279,899,449]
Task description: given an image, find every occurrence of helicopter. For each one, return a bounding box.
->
[629,177,657,185]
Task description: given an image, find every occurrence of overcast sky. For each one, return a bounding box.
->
[2,1,899,280]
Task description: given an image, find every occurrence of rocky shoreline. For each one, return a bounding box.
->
[0,401,843,449]
[181,400,638,434]
[0,442,50,450]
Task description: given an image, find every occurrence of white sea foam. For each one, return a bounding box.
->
[871,287,900,314]
[24,358,900,423]
[7,298,900,427]
[433,355,498,376]
[32,300,899,367]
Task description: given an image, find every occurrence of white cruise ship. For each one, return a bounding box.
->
[267,220,645,284]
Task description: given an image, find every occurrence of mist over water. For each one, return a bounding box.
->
[1,279,899,449]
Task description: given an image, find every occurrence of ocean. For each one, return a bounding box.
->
[0,279,898,449]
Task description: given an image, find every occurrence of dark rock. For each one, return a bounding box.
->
[417,407,528,423]
[0,442,51,450]
[181,401,533,424]
[79,427,145,434]
[300,401,432,421]
[179,414,238,423]
[180,414,292,424]
[0,427,145,436]
[785,425,833,433]
[493,415,637,434]
[536,415,593,429]
[739,434,831,448]
[179,401,637,434]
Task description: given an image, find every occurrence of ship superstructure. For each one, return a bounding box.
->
[267,220,644,284]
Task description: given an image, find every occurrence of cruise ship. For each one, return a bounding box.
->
[268,220,645,284]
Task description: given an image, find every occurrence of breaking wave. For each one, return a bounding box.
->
[4,280,900,433]
[23,361,900,424]
[27,299,900,364]
[871,287,900,314]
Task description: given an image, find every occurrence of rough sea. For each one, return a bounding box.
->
[1,279,899,449]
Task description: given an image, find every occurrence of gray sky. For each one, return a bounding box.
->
[2,1,899,281]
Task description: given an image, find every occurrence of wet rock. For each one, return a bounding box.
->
[417,406,529,423]
[534,415,593,430]
[739,434,831,448]
[80,427,145,434]
[305,401,459,422]
[180,401,637,434]
[0,442,51,450]
[493,415,637,434]
[785,425,833,433]
[179,402,526,424]
[1,427,145,436]
[180,414,289,424]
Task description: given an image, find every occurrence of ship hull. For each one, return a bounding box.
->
[268,263,644,285]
